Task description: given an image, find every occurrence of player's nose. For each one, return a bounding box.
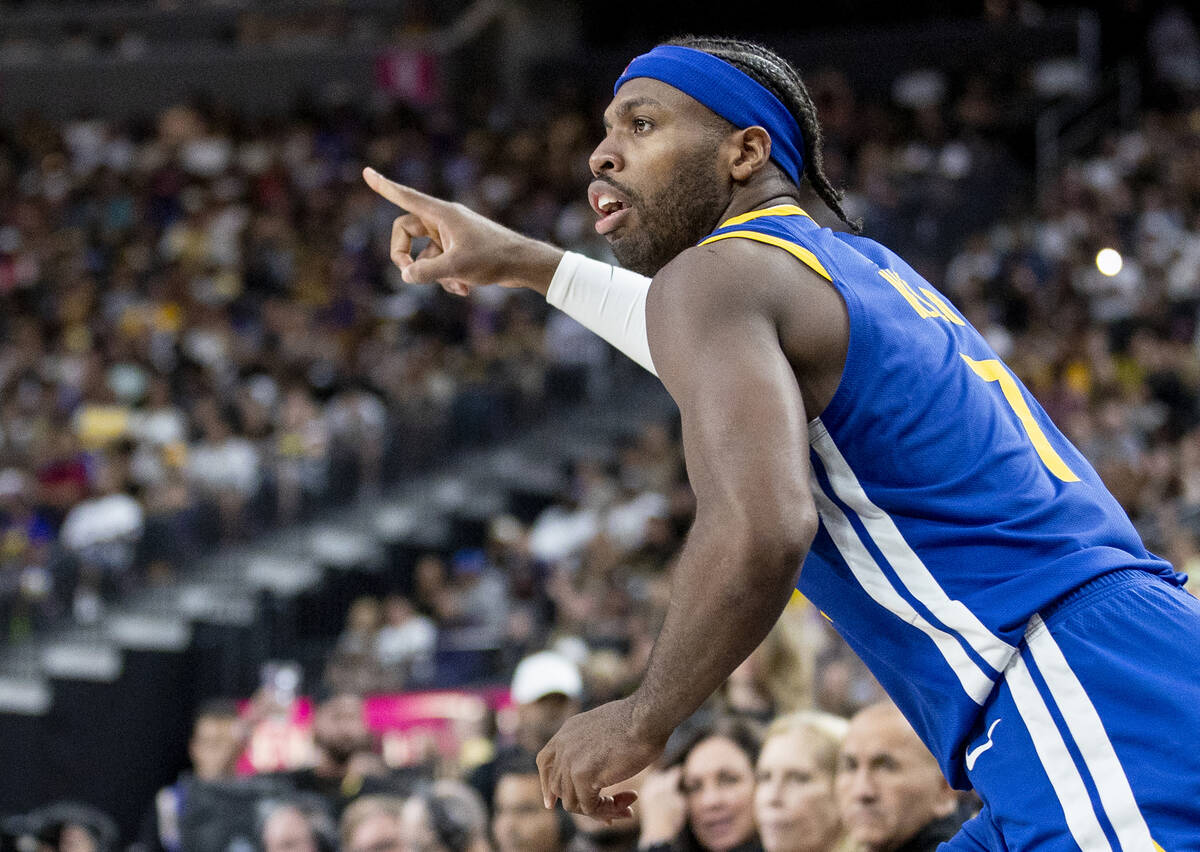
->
[588,140,621,177]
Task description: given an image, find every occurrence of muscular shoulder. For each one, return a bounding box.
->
[646,235,846,371]
[649,237,785,318]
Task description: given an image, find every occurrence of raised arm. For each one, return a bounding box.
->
[537,238,821,817]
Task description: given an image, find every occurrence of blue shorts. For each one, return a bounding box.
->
[940,570,1200,852]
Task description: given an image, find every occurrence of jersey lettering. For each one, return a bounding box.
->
[880,269,965,326]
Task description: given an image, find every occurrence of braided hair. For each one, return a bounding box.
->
[665,35,863,233]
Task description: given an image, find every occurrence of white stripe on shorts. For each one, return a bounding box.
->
[1006,653,1113,851]
[1025,614,1154,850]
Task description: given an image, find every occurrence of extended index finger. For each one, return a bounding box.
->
[362,167,442,215]
[536,744,558,810]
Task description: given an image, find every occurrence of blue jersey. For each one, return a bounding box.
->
[699,206,1183,788]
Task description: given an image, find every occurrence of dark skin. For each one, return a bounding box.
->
[363,76,849,820]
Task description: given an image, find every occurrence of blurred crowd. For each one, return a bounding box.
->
[0,84,621,640]
[0,2,1198,850]
[2,643,976,852]
[0,0,439,64]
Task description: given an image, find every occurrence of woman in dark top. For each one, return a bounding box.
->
[637,715,764,852]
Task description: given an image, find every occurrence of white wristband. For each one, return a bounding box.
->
[546,252,657,376]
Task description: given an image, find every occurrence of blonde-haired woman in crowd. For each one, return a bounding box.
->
[753,711,850,852]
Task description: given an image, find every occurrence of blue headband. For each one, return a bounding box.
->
[613,45,805,184]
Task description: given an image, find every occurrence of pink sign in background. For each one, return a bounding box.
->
[237,688,515,774]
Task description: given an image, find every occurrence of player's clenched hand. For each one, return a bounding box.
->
[536,697,667,820]
[362,167,562,297]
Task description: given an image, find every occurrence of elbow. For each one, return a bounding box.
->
[767,495,819,555]
[726,503,818,579]
[791,506,819,554]
[776,506,818,567]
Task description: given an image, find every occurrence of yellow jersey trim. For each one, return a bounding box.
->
[717,204,813,229]
[698,230,833,281]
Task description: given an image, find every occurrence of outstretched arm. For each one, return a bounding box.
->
[365,168,658,373]
[536,239,820,817]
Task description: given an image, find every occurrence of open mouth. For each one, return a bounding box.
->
[589,182,633,235]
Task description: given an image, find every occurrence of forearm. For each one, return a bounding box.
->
[629,519,805,740]
[545,252,657,375]
[506,238,564,296]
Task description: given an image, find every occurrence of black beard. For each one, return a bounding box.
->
[607,146,728,277]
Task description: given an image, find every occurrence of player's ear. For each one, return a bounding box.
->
[728,126,772,182]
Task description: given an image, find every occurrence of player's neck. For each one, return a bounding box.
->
[721,179,801,224]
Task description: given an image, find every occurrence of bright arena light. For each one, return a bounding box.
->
[1096,247,1123,277]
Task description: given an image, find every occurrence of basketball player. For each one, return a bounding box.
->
[364,36,1200,851]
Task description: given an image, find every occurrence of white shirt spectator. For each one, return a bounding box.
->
[60,493,145,572]
[376,604,437,684]
[1168,231,1200,301]
[129,408,188,447]
[527,503,599,565]
[61,493,143,550]
[187,437,261,496]
[605,491,669,553]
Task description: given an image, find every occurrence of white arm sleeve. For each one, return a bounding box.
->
[545,251,658,376]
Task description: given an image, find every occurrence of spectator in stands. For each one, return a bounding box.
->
[0,466,55,638]
[374,592,437,690]
[324,596,385,695]
[324,382,389,497]
[273,690,387,814]
[33,426,91,534]
[835,701,965,852]
[272,381,329,525]
[401,779,493,852]
[339,795,404,852]
[468,649,583,809]
[485,513,553,669]
[432,547,509,685]
[259,796,338,852]
[57,449,144,619]
[491,750,572,852]
[753,711,848,852]
[637,716,763,852]
[526,480,601,568]
[138,698,247,852]
[19,802,119,852]
[336,596,384,659]
[127,376,188,490]
[184,396,262,542]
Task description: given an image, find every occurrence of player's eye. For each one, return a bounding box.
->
[632,117,652,133]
